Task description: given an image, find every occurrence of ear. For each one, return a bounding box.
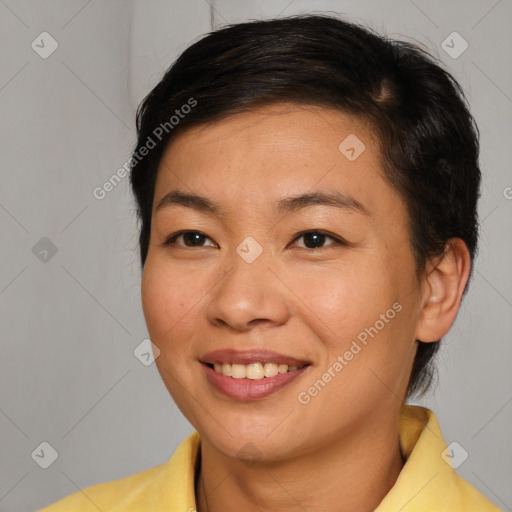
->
[415,238,471,343]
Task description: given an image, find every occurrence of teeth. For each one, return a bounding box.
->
[221,363,232,377]
[246,362,264,380]
[211,362,305,378]
[264,363,278,378]
[231,364,247,379]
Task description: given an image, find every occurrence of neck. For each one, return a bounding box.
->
[195,412,405,512]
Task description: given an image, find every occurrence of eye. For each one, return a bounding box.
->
[162,229,346,250]
[289,230,346,250]
[162,230,217,248]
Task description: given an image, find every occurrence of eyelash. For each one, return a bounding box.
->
[161,230,347,250]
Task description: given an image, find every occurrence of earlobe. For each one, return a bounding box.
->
[414,239,471,343]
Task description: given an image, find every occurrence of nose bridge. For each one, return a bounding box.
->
[205,242,289,331]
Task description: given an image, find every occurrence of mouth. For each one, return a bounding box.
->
[200,349,311,401]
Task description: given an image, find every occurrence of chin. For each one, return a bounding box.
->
[197,411,309,462]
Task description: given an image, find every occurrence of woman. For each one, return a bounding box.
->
[41,14,501,512]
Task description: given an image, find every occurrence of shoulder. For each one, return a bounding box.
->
[38,431,201,512]
[378,405,502,511]
[38,463,166,512]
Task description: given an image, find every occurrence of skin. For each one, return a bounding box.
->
[141,103,471,512]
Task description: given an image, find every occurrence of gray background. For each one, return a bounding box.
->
[0,0,510,510]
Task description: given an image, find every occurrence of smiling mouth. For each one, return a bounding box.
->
[200,349,311,400]
[205,362,308,379]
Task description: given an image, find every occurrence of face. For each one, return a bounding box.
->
[141,104,426,462]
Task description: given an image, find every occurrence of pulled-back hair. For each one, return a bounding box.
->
[130,14,481,398]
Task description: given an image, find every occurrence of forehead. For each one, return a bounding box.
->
[153,104,395,218]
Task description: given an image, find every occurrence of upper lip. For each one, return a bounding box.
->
[201,349,310,367]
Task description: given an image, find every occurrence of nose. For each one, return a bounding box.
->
[205,251,291,333]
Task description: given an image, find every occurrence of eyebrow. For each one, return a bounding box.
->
[155,189,369,217]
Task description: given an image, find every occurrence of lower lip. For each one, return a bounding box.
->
[202,364,308,401]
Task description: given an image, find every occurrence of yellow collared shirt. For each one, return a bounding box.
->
[39,405,501,511]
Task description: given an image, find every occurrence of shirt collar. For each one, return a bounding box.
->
[160,404,499,511]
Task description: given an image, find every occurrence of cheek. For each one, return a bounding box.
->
[292,255,416,397]
[141,259,199,345]
[141,264,171,338]
[141,259,203,406]
[290,259,397,343]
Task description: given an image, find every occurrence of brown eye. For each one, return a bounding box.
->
[163,231,216,248]
[291,230,344,249]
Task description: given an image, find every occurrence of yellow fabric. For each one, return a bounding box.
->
[39,405,501,511]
